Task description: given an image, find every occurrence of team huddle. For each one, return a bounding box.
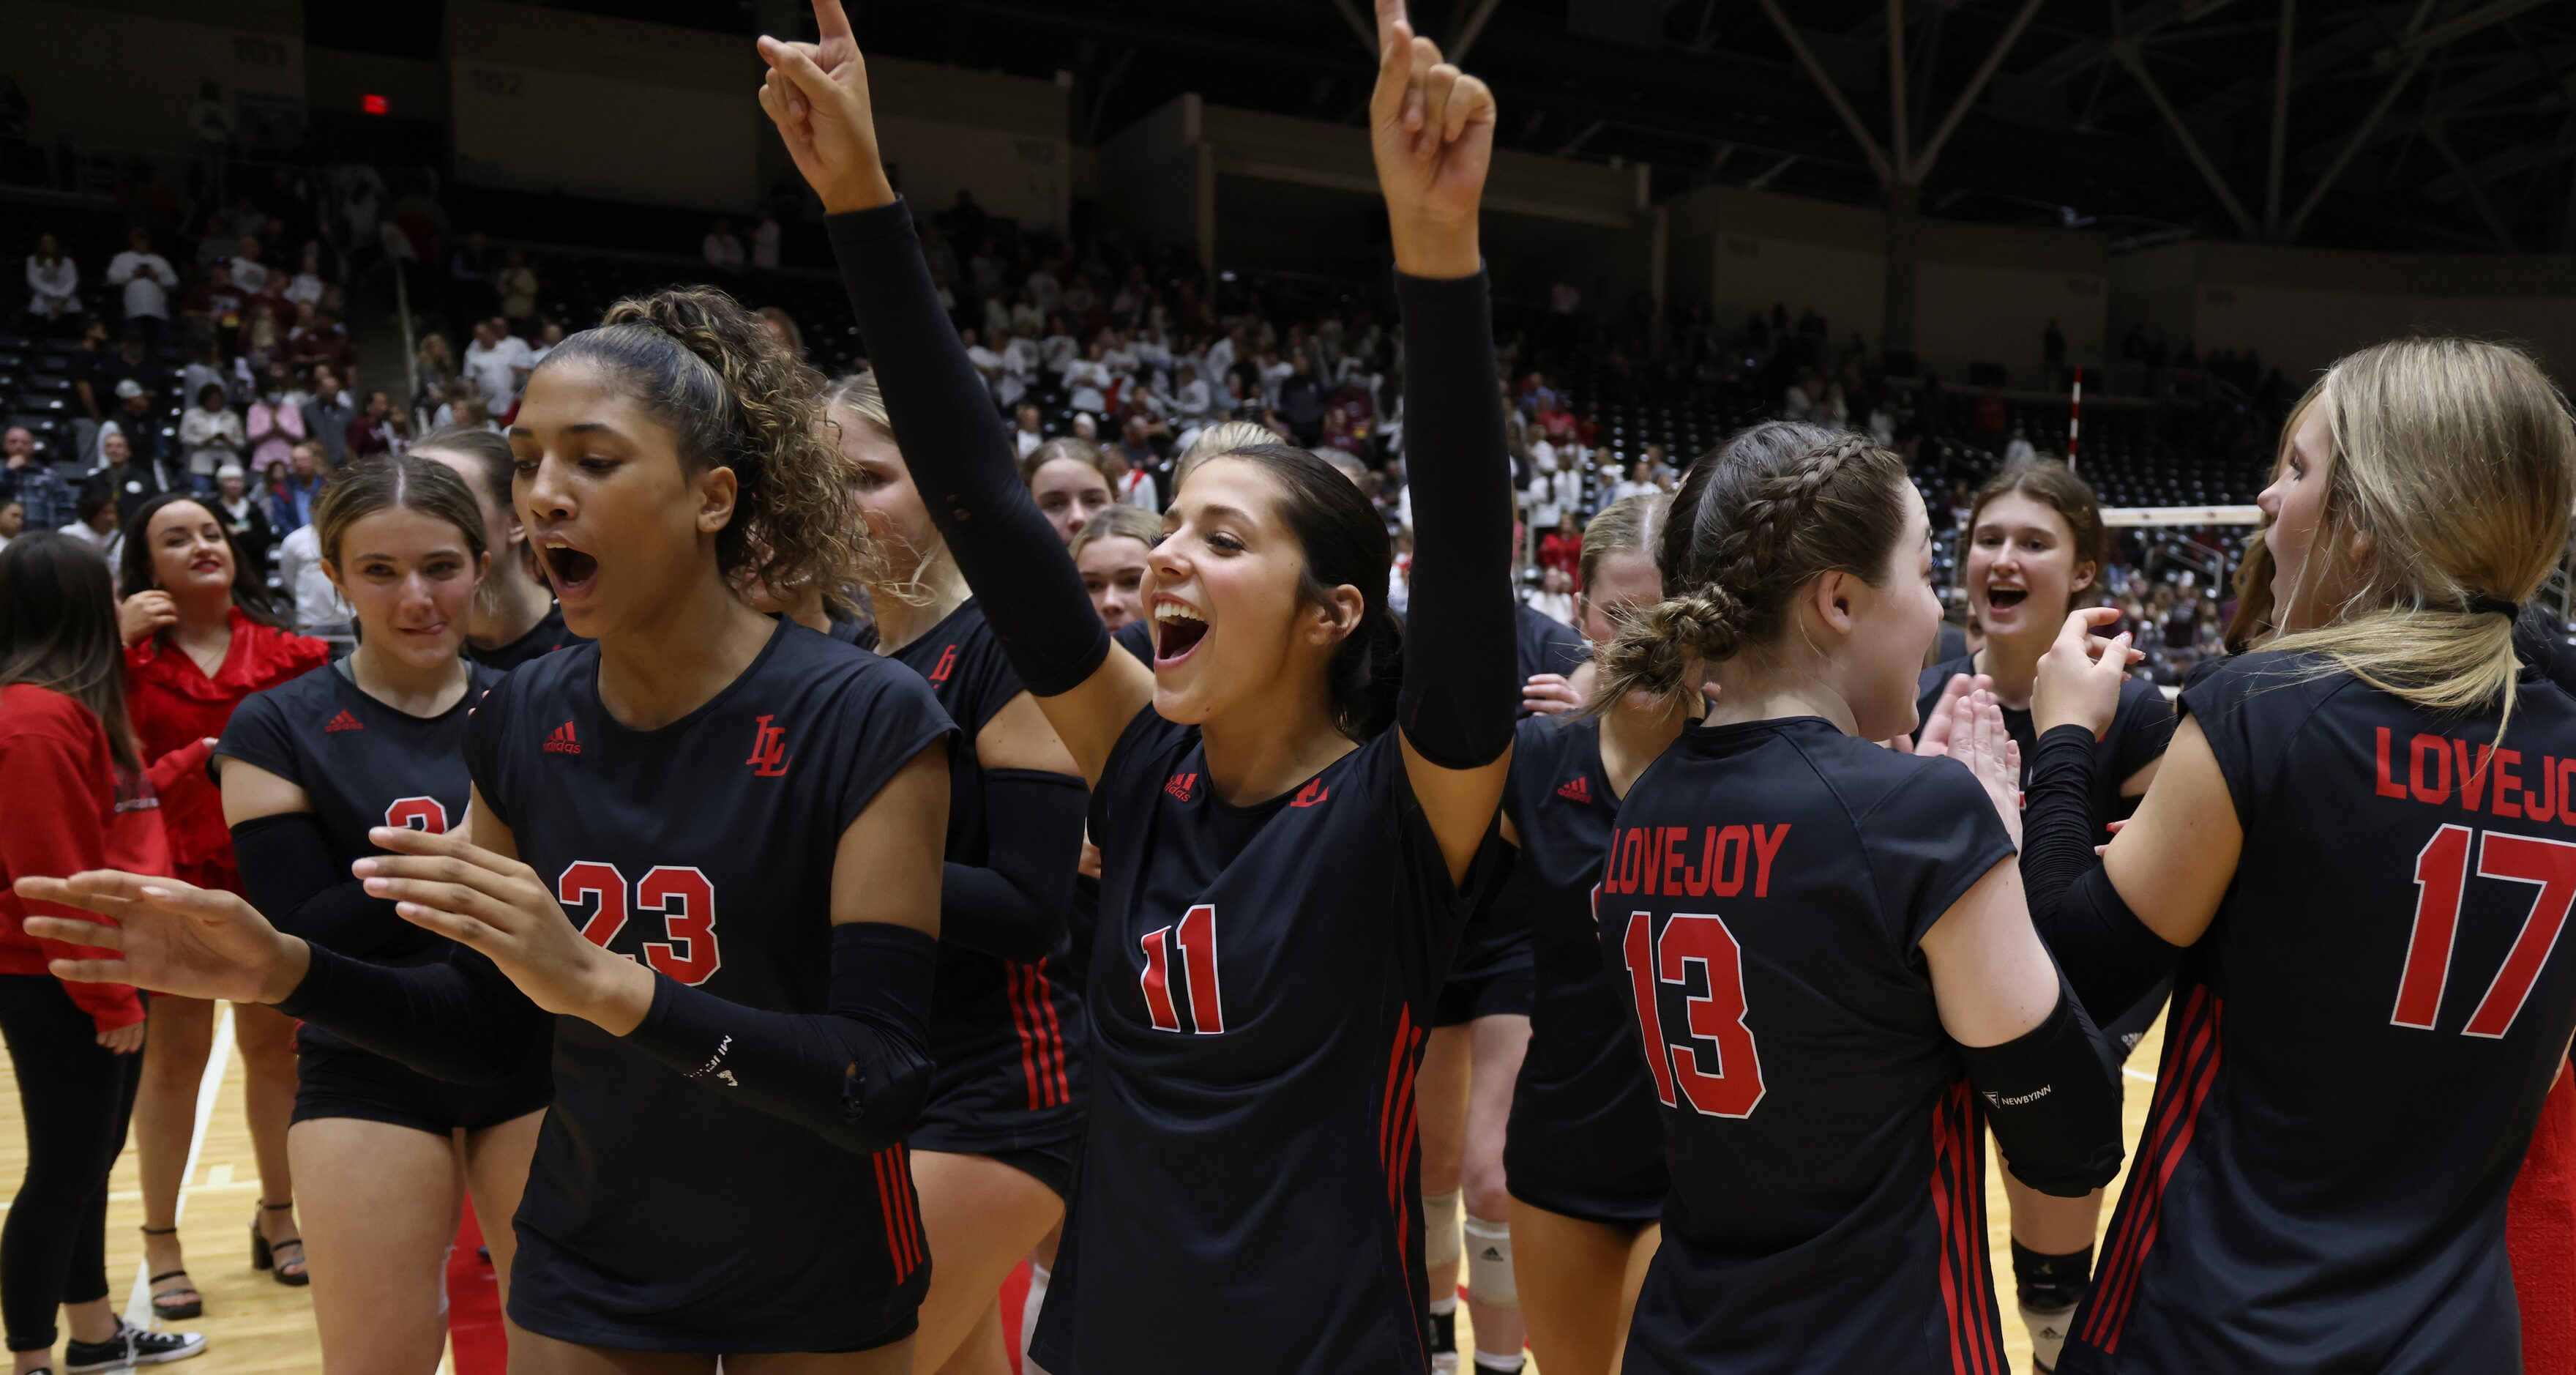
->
[11,2,2576,1374]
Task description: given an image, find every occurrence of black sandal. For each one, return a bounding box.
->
[138,1225,202,1320]
[250,1200,310,1286]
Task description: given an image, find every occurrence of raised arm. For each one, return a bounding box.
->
[1370,0,1517,883]
[759,0,1149,783]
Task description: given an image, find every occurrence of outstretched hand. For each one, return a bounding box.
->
[1369,0,1496,279]
[756,0,895,215]
[356,825,655,1034]
[14,871,308,1006]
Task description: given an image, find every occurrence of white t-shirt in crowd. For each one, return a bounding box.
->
[279,523,352,632]
[58,521,122,568]
[105,251,179,321]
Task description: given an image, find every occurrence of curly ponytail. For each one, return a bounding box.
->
[538,286,881,599]
[1591,422,1913,717]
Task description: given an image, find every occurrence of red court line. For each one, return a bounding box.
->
[447,1202,508,1375]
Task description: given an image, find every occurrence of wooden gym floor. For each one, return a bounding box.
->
[0,1005,2168,1374]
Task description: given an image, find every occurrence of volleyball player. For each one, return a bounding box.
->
[1023,438,1119,548]
[408,425,589,671]
[826,372,1090,1374]
[1914,461,2173,1371]
[1494,494,1676,1375]
[1588,420,2124,1372]
[1073,505,1160,636]
[213,457,547,1372]
[2018,339,2576,1373]
[762,1,1519,1366]
[26,286,955,1372]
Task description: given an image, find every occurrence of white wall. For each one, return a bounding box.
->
[2,0,305,157]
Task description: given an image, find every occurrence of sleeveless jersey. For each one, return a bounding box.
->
[217,660,502,1046]
[1498,712,1668,1224]
[1028,714,1495,1375]
[881,600,1084,1155]
[1609,715,2018,1374]
[1917,653,2173,846]
[2061,654,2576,1374]
[461,621,954,1352]
[466,603,584,674]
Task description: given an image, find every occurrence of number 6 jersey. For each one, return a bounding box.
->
[1605,715,2017,1375]
[1028,712,1497,1375]
[2061,653,2576,1374]
[462,619,955,1354]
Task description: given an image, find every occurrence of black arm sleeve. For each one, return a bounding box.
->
[1392,272,1518,770]
[1960,977,2124,1197]
[231,812,410,961]
[829,202,1108,697]
[2023,723,2184,1020]
[941,768,1088,963]
[273,941,551,1085]
[621,922,936,1156]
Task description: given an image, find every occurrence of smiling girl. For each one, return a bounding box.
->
[766,0,1518,1365]
[212,457,547,1373]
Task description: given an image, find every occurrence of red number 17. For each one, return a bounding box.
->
[2392,825,2576,1038]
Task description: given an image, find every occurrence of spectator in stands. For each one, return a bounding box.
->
[3,425,74,533]
[179,260,243,357]
[179,384,244,493]
[1106,441,1157,513]
[104,228,178,348]
[0,497,18,547]
[1538,513,1582,584]
[284,303,349,381]
[702,219,746,272]
[99,381,171,476]
[282,242,325,310]
[496,248,539,334]
[245,371,304,478]
[1063,340,1113,415]
[412,332,455,411]
[1611,458,1658,504]
[23,232,78,335]
[963,326,1005,400]
[228,236,268,295]
[267,440,325,534]
[460,318,529,415]
[57,490,119,566]
[1113,414,1160,477]
[83,425,174,530]
[1276,352,1326,446]
[346,390,394,459]
[272,505,348,638]
[750,209,781,271]
[209,463,269,575]
[299,370,354,469]
[1526,564,1576,625]
[1011,403,1045,461]
[528,320,564,368]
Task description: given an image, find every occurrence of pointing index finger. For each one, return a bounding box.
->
[810,0,854,45]
[1374,0,1411,53]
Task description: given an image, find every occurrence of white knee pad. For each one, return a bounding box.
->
[1462,1215,1517,1308]
[1422,1189,1463,1268]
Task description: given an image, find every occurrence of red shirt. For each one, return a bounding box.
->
[1538,531,1583,585]
[124,608,327,892]
[0,685,187,1032]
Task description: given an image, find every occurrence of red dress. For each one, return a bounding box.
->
[124,608,328,895]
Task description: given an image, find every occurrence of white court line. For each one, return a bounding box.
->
[124,1002,236,1327]
[2124,1066,2157,1084]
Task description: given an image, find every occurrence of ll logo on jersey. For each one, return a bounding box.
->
[927,644,960,685]
[745,714,792,778]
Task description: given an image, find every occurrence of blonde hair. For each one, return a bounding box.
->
[1174,420,1288,489]
[819,370,940,611]
[1591,422,1911,716]
[1577,492,1668,598]
[1072,504,1162,560]
[2266,338,2576,740]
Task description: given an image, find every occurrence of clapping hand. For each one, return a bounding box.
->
[1949,689,2025,849]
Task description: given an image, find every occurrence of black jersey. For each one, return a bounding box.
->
[465,603,584,674]
[881,599,1084,1156]
[1498,712,1667,1223]
[1515,602,1588,696]
[1917,653,2173,846]
[1030,714,1493,1375]
[1114,616,1155,665]
[2060,654,2576,1374]
[461,620,953,1352]
[1609,716,2018,1374]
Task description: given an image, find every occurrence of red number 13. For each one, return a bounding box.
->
[1622,906,1766,1119]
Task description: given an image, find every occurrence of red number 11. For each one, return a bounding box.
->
[2392,825,2576,1038]
[1140,903,1226,1035]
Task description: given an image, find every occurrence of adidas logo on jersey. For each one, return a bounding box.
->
[1556,776,1591,804]
[543,721,581,755]
[1292,778,1330,808]
[324,710,363,733]
[1165,772,1198,802]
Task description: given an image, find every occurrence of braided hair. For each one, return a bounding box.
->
[1591,421,1912,715]
[537,286,877,603]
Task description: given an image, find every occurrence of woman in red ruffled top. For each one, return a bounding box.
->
[118,493,326,1313]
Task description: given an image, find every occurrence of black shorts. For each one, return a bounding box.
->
[291,1032,550,1138]
[1435,964,1535,1027]
[2099,975,2174,1078]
